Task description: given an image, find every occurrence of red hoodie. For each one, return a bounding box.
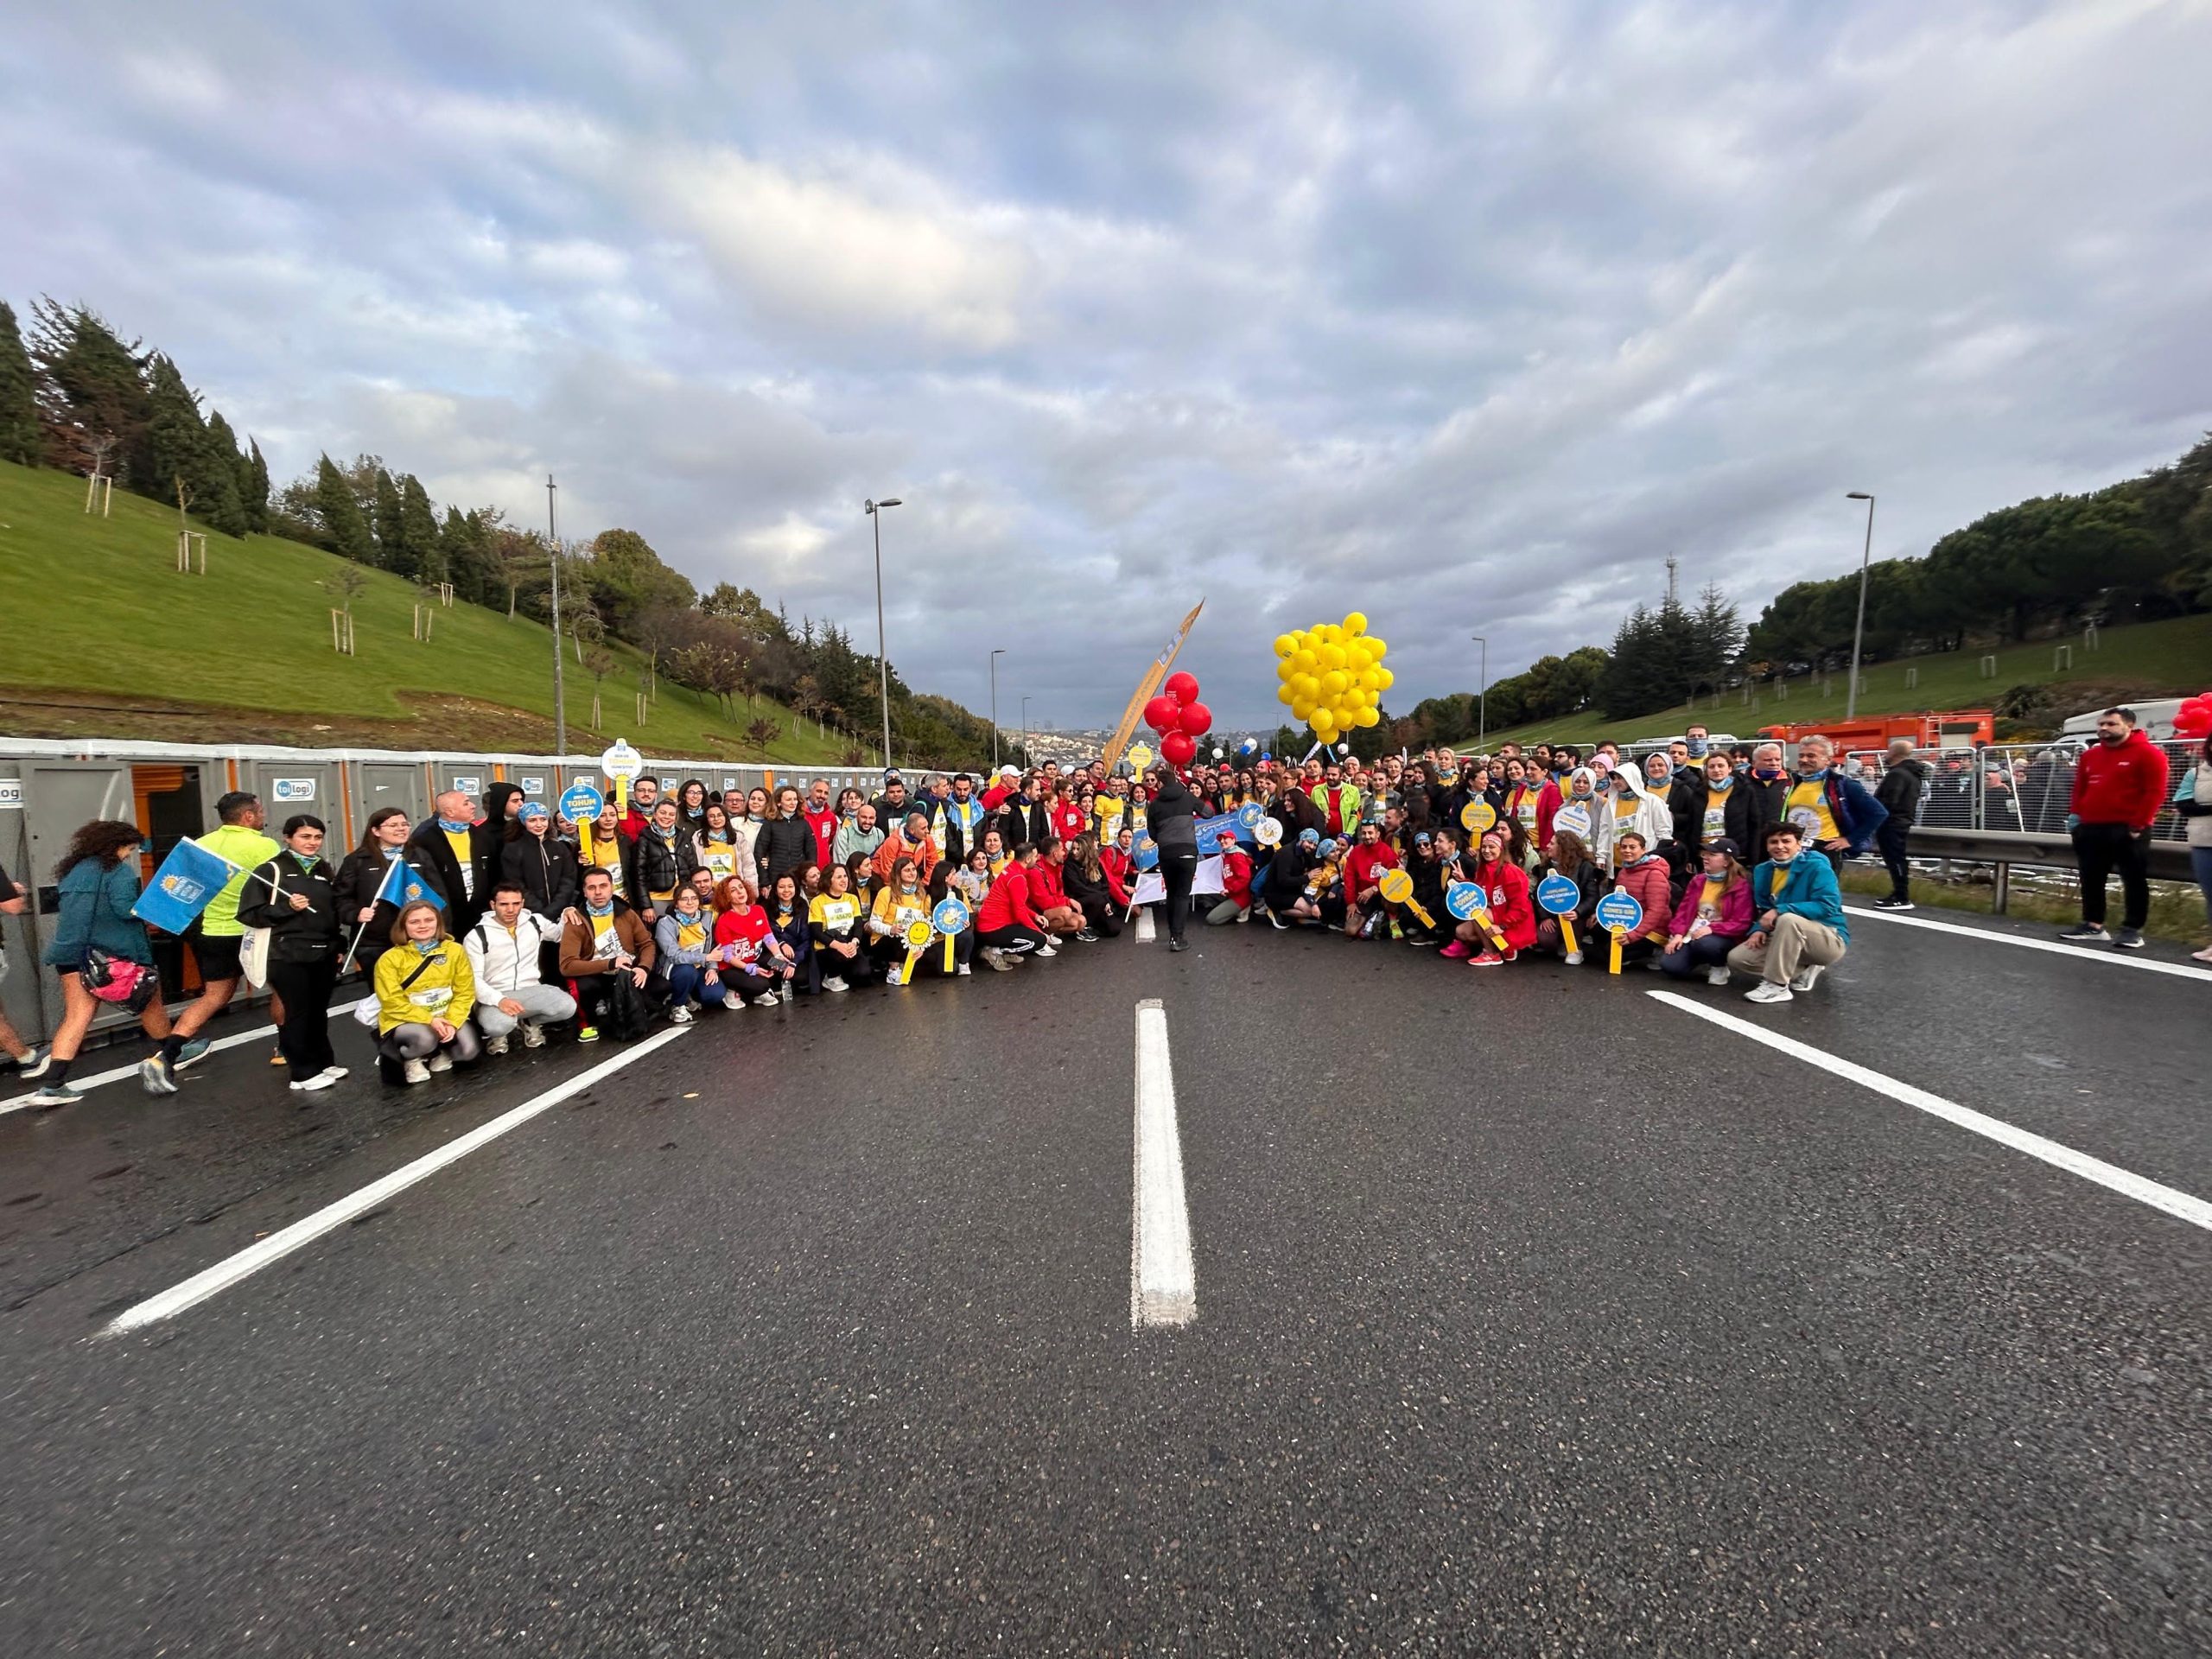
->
[1217,848,1253,906]
[977,862,1040,931]
[801,806,838,867]
[1100,845,1135,906]
[2069,729,2171,830]
[1473,856,1537,950]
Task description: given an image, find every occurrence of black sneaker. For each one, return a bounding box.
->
[2056,923,2110,943]
[1075,929,1100,944]
[1872,895,1915,910]
[2112,927,2145,950]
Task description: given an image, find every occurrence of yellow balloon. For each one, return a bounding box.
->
[1357,665,1382,690]
[1344,611,1368,637]
[1273,632,1296,658]
[1376,667,1394,690]
[1359,638,1385,660]
[1293,650,1318,674]
[1277,683,1296,705]
[1313,719,1336,741]
[1315,670,1343,696]
[1317,624,1341,645]
[1294,673,1319,699]
[1365,637,1388,658]
[1291,701,1314,722]
[1319,644,1346,671]
[1356,706,1380,728]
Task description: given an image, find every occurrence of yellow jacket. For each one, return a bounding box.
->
[372,939,477,1033]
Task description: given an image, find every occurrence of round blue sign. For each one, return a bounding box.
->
[931,897,970,934]
[559,781,605,823]
[1445,881,1485,920]
[1235,802,1265,833]
[1594,890,1644,934]
[1536,873,1582,915]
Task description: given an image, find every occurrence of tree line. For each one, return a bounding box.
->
[0,296,1014,770]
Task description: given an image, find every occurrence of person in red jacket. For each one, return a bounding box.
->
[1048,779,1088,845]
[2061,707,2172,948]
[1341,821,1401,938]
[1205,828,1254,925]
[1503,768,1560,861]
[1101,826,1137,910]
[799,779,840,869]
[976,843,1050,965]
[1457,827,1536,965]
[1028,837,1086,943]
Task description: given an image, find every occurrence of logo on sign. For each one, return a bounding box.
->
[1594,891,1644,935]
[599,741,645,781]
[0,779,21,810]
[1552,802,1592,840]
[931,897,970,934]
[1535,873,1582,915]
[270,778,316,802]
[451,775,482,794]
[158,872,209,905]
[519,776,545,796]
[1460,799,1497,833]
[560,781,605,823]
[1446,881,1485,919]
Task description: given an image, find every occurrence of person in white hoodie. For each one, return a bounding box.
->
[1594,758,1675,874]
[464,882,578,1053]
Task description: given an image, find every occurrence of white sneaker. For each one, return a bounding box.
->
[1789,964,1825,993]
[1745,982,1793,1004]
[823,976,849,993]
[289,1071,337,1093]
[1563,950,1583,966]
[427,1051,454,1072]
[402,1058,432,1084]
[1036,944,1058,958]
[669,1005,694,1025]
[318,1065,350,1081]
[883,968,904,986]
[753,990,781,1006]
[520,1023,547,1048]
[957,963,972,976]
[1705,965,1731,987]
[722,991,747,1010]
[482,1032,510,1055]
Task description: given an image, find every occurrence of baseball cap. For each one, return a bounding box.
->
[1706,836,1742,858]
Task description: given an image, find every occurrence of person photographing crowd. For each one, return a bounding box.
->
[1142,764,1202,950]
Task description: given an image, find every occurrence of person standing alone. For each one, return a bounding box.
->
[2060,708,2171,950]
[1872,740,1929,910]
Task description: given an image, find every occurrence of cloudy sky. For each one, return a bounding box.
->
[6,1,2209,729]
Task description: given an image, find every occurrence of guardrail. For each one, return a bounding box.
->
[1904,826,2197,912]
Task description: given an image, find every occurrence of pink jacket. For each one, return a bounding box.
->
[1667,868,1755,941]
[1612,855,1673,944]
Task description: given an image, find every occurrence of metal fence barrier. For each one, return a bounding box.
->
[1902,826,2196,913]
[1847,741,2197,841]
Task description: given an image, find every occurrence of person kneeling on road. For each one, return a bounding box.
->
[373,900,482,1084]
[653,884,726,1022]
[465,882,578,1054]
[1726,823,1849,1005]
[1660,837,1754,986]
[1205,830,1253,925]
[559,867,658,1041]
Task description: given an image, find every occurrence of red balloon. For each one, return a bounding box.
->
[1144,694,1181,734]
[1163,671,1200,705]
[1160,730,1198,766]
[1177,701,1213,737]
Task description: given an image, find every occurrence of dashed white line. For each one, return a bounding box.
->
[103,1026,691,1334]
[1649,989,2212,1234]
[1845,905,2212,982]
[1131,998,1196,1326]
[3,999,372,1116]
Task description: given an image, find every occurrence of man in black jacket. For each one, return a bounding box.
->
[1872,741,1929,909]
[1144,765,1203,950]
[404,788,502,935]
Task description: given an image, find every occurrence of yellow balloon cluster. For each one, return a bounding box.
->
[1272,612,1393,742]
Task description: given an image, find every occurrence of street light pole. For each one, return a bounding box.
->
[863,498,903,766]
[547,474,567,759]
[1845,491,1876,721]
[1021,696,1032,763]
[1471,634,1487,750]
[989,648,1006,767]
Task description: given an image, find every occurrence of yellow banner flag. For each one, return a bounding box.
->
[1103,599,1205,772]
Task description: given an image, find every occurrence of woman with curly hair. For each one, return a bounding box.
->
[29,820,175,1108]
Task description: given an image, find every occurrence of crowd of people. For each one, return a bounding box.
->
[4,709,2205,1109]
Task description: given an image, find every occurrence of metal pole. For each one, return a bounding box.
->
[989,648,1006,766]
[1472,634,1487,749]
[1845,492,1875,721]
[548,474,567,759]
[1021,696,1032,763]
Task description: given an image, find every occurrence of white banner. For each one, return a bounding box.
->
[1129,854,1227,906]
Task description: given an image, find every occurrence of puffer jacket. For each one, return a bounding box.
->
[1609,852,1674,944]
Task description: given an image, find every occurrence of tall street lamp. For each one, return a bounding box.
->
[989,648,1007,767]
[547,474,567,758]
[1020,696,1032,762]
[863,498,903,764]
[1844,491,1876,720]
[1471,634,1488,750]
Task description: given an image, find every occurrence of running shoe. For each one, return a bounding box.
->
[1706,965,1731,986]
[289,1072,337,1093]
[483,1032,511,1054]
[823,976,851,993]
[30,1083,84,1107]
[1745,982,1793,1003]
[11,1045,50,1079]
[1789,964,1825,992]
[426,1051,454,1072]
[1468,950,1503,967]
[140,1055,178,1096]
[1872,895,1914,910]
[576,1025,601,1043]
[318,1065,350,1081]
[2112,928,2145,950]
[1440,941,1471,959]
[173,1038,213,1071]
[753,990,783,1005]
[2057,923,2109,943]
[669,1006,694,1025]
[521,1023,547,1047]
[722,992,747,1010]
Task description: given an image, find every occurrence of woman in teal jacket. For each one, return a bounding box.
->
[29,819,177,1108]
[1726,822,1848,1005]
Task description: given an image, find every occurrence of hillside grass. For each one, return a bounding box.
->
[1469,611,2212,752]
[0,458,848,762]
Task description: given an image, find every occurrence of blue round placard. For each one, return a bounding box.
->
[1535,873,1582,915]
[1445,881,1485,920]
[1594,890,1644,934]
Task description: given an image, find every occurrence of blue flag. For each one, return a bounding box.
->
[375,856,445,912]
[132,839,240,934]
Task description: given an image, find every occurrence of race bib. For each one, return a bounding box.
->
[819,899,855,927]
[408,986,454,1012]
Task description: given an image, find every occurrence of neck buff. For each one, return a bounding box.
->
[586,899,615,918]
[437,817,473,834]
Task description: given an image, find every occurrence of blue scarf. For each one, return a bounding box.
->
[436,817,473,835]
[586,899,615,918]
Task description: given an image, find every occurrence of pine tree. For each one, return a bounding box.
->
[146,356,209,518]
[399,474,441,582]
[372,467,409,575]
[0,300,40,465]
[30,300,154,485]
[200,409,250,537]
[243,438,270,533]
[315,453,376,563]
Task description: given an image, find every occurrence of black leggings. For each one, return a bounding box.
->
[977,924,1046,955]
[265,958,338,1081]
[1160,851,1198,942]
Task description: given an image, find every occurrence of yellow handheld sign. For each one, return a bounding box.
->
[1375,868,1433,931]
[1460,799,1497,834]
[901,915,935,983]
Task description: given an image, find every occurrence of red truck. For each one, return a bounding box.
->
[1756,709,1994,753]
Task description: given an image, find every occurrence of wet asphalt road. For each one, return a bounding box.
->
[2,906,2208,1656]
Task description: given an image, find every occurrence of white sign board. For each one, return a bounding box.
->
[0,778,22,810]
[599,741,645,782]
[451,774,482,794]
[518,775,546,796]
[270,778,317,803]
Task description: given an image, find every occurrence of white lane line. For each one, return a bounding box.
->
[1131,998,1196,1326]
[1846,906,2212,982]
[3,998,372,1116]
[1649,990,2212,1235]
[1135,907,1157,944]
[103,1027,690,1335]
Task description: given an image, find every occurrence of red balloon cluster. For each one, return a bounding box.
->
[1145,671,1212,768]
[2176,691,2212,739]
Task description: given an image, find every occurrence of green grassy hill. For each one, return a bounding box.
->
[0,458,850,763]
[1465,611,2212,752]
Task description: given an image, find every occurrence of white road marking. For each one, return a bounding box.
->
[1131,998,1196,1326]
[1845,905,2212,983]
[1649,990,2212,1235]
[103,1027,691,1334]
[1135,907,1156,944]
[3,998,372,1116]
